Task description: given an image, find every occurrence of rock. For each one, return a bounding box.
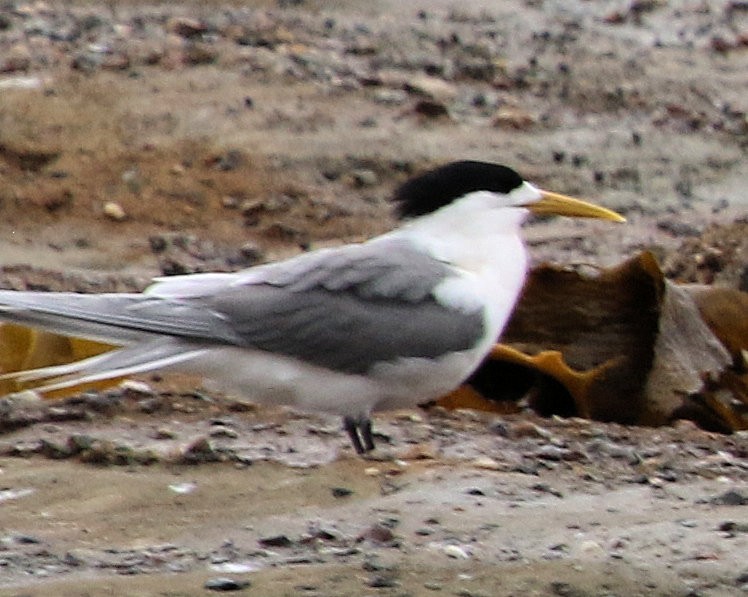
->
[183,43,218,66]
[238,241,264,264]
[405,74,458,102]
[413,99,450,118]
[372,89,408,105]
[358,523,396,544]
[103,201,126,221]
[331,486,354,498]
[168,482,197,495]
[204,577,251,591]
[153,426,177,439]
[472,455,502,470]
[367,574,399,588]
[180,437,221,463]
[258,534,294,548]
[710,489,748,506]
[443,544,471,559]
[1,44,32,72]
[209,426,239,439]
[492,107,536,130]
[166,17,207,39]
[350,169,378,188]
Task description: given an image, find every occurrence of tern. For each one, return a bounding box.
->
[0,160,623,453]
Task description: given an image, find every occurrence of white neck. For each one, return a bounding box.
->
[388,189,531,274]
[379,188,535,336]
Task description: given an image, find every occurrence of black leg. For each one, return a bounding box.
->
[360,417,375,452]
[343,415,366,454]
[343,415,376,454]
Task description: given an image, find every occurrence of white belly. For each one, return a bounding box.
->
[176,342,490,420]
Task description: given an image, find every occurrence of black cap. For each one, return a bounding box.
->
[394,160,524,219]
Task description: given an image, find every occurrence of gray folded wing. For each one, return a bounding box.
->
[203,238,486,373]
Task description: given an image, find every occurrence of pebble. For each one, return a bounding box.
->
[576,539,606,559]
[168,482,197,495]
[472,456,502,471]
[710,489,748,506]
[166,17,207,39]
[204,577,251,591]
[153,426,177,439]
[492,107,536,129]
[120,380,155,396]
[180,437,221,463]
[350,168,378,188]
[366,575,399,588]
[443,544,471,559]
[258,534,294,548]
[358,523,396,544]
[405,74,458,102]
[102,201,127,221]
[331,486,354,498]
[1,43,32,72]
[209,426,239,439]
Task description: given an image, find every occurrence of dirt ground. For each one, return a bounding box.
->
[0,0,747,595]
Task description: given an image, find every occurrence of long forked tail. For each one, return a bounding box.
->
[0,337,207,396]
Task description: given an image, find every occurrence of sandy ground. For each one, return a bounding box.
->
[0,0,747,595]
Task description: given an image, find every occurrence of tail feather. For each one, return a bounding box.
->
[0,291,160,345]
[1,338,206,396]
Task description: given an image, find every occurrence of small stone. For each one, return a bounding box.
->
[710,489,747,506]
[358,523,395,544]
[138,398,162,414]
[181,437,220,463]
[577,539,605,559]
[372,89,408,105]
[239,241,264,264]
[405,74,458,102]
[204,577,251,591]
[443,544,470,559]
[492,107,536,130]
[413,99,449,118]
[367,575,398,588]
[120,380,154,396]
[350,169,378,188]
[511,421,552,439]
[153,426,177,440]
[14,534,41,545]
[472,456,501,470]
[718,521,748,534]
[40,438,73,459]
[1,44,32,72]
[209,426,239,439]
[222,195,239,209]
[331,486,354,498]
[258,534,294,548]
[168,482,197,495]
[103,201,126,221]
[167,17,207,38]
[532,483,563,498]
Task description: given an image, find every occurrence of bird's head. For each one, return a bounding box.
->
[394,160,625,223]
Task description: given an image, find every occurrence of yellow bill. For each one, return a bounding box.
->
[528,190,626,222]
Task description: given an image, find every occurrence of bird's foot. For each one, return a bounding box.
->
[360,447,395,462]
